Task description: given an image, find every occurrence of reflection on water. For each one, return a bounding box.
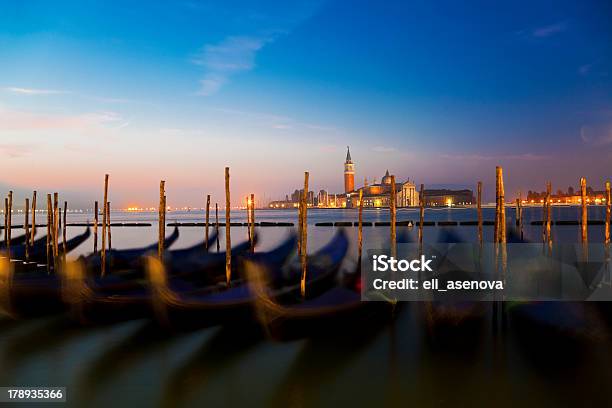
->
[1,207,612,407]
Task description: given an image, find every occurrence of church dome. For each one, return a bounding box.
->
[382,169,392,185]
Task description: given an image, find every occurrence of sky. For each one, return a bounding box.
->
[0,0,611,208]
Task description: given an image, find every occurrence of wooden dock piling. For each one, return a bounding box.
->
[606,181,610,245]
[225,167,231,285]
[300,171,309,297]
[24,198,29,260]
[46,194,52,269]
[580,177,588,243]
[205,194,210,250]
[53,193,59,265]
[390,175,397,246]
[62,201,67,263]
[7,191,12,249]
[419,184,425,244]
[158,181,165,260]
[495,166,506,243]
[546,182,552,244]
[477,181,482,245]
[250,193,255,252]
[106,201,112,253]
[31,191,37,247]
[358,189,363,259]
[215,202,220,252]
[101,174,109,275]
[94,201,98,253]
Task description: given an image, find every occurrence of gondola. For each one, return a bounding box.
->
[1,231,35,247]
[63,234,290,324]
[423,228,489,341]
[505,235,609,341]
[248,258,396,340]
[145,230,348,330]
[82,226,181,271]
[9,227,91,267]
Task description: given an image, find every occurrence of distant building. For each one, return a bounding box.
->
[423,189,474,206]
[317,189,329,207]
[344,146,355,193]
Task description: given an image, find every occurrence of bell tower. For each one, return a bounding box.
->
[344,146,355,193]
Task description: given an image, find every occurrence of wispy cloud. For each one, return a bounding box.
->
[0,106,126,131]
[532,21,567,38]
[193,35,274,95]
[580,124,612,146]
[0,143,36,158]
[4,87,68,95]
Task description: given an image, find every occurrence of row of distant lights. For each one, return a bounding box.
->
[524,198,607,204]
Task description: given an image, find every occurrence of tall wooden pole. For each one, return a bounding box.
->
[546,182,552,244]
[53,193,59,266]
[94,201,98,253]
[215,202,220,252]
[31,191,37,247]
[358,189,364,259]
[3,198,6,248]
[419,184,425,244]
[390,175,397,246]
[250,193,255,252]
[158,181,165,260]
[246,195,251,244]
[101,174,109,276]
[297,190,304,256]
[580,177,588,243]
[495,170,500,242]
[106,201,112,253]
[300,171,309,297]
[497,167,506,243]
[225,167,231,285]
[477,181,482,245]
[24,198,30,260]
[62,201,67,263]
[605,181,610,245]
[46,194,52,269]
[542,184,548,243]
[7,191,12,249]
[205,194,210,250]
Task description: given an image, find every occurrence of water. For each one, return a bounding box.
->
[1,207,611,407]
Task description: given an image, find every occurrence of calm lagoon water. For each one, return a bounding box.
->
[1,206,611,407]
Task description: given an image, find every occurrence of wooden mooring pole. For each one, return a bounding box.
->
[205,194,210,250]
[419,184,425,244]
[225,167,231,285]
[390,175,397,246]
[46,194,52,269]
[158,181,165,260]
[94,201,98,253]
[107,201,112,253]
[477,181,482,245]
[215,202,220,252]
[7,191,12,249]
[31,191,37,247]
[358,189,363,259]
[250,193,255,252]
[546,182,552,244]
[53,193,59,267]
[580,177,588,243]
[606,181,610,245]
[101,174,109,275]
[63,201,67,263]
[495,166,506,243]
[24,198,30,260]
[300,171,309,297]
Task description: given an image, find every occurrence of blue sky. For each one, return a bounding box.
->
[0,0,611,207]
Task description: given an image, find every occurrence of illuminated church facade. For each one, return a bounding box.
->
[332,147,419,208]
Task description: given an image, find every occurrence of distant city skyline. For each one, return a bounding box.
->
[1,1,611,207]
